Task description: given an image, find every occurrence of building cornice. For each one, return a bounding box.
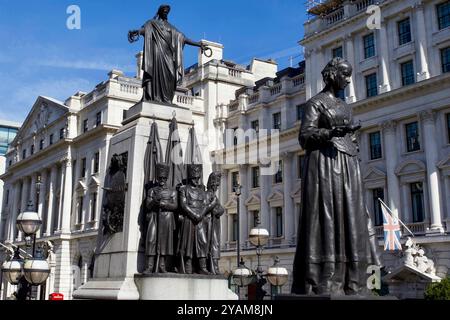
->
[72,124,120,145]
[352,73,450,114]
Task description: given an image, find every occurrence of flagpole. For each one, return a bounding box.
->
[378,198,415,237]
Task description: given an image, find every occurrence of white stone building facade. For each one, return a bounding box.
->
[0,43,278,299]
[1,0,449,300]
[215,0,450,298]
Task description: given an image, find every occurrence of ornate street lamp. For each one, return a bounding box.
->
[16,201,42,237]
[266,256,289,288]
[1,249,24,285]
[23,249,50,286]
[231,258,255,288]
[231,208,289,300]
[2,176,50,299]
[249,227,269,247]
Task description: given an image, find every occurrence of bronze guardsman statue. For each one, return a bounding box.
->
[177,164,215,274]
[128,4,209,104]
[144,163,178,274]
[205,172,224,275]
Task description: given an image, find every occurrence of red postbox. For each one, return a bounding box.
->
[49,293,64,300]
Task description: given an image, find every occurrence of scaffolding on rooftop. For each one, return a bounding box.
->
[306,0,345,17]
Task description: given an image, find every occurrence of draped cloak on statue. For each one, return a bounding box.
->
[142,18,186,103]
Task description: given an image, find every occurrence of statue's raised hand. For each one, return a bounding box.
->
[128,30,140,43]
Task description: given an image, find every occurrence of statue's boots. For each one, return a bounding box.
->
[159,256,167,273]
[198,258,211,275]
[185,258,193,274]
[143,256,155,274]
[213,259,220,275]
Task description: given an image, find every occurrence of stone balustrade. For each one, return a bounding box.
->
[305,0,389,38]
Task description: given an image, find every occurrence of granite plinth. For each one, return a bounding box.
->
[134,273,238,300]
[275,294,398,300]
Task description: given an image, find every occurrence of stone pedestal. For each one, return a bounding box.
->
[74,102,196,300]
[276,294,397,300]
[135,274,238,300]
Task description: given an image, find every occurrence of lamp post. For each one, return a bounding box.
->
[1,176,50,300]
[232,212,289,300]
[233,184,242,297]
[249,212,269,300]
[235,185,242,270]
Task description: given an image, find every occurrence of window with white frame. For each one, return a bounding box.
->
[442,47,450,73]
[401,60,415,86]
[437,1,450,30]
[252,166,260,188]
[231,214,238,241]
[274,160,283,184]
[96,111,102,127]
[78,196,84,224]
[398,18,412,45]
[405,122,420,152]
[369,131,382,160]
[273,112,281,130]
[231,171,239,193]
[93,152,100,174]
[410,182,425,223]
[365,73,378,98]
[372,188,384,226]
[275,207,283,237]
[363,33,376,59]
[91,192,97,222]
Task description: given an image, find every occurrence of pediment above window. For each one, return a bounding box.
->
[245,193,261,207]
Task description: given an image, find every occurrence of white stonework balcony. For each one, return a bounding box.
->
[304,0,388,38]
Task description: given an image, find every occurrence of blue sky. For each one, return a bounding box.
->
[0,0,307,123]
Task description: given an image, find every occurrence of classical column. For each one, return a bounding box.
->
[419,111,443,232]
[38,170,48,238]
[304,49,313,100]
[283,153,295,244]
[381,121,400,218]
[238,165,249,247]
[18,177,30,241]
[345,34,356,103]
[378,22,391,93]
[415,2,430,81]
[61,158,73,234]
[7,182,20,242]
[260,165,271,235]
[46,166,58,236]
[30,174,37,210]
[20,177,30,214]
[315,47,325,94]
[54,239,72,299]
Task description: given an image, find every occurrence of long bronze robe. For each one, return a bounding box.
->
[291,92,372,295]
[142,18,185,103]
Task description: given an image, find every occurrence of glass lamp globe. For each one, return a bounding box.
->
[249,227,269,247]
[23,250,50,285]
[16,201,42,236]
[267,257,289,287]
[231,259,255,287]
[1,250,24,285]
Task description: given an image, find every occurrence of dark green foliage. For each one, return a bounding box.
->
[425,277,450,300]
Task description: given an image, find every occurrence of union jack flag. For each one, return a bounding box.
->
[379,200,402,251]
